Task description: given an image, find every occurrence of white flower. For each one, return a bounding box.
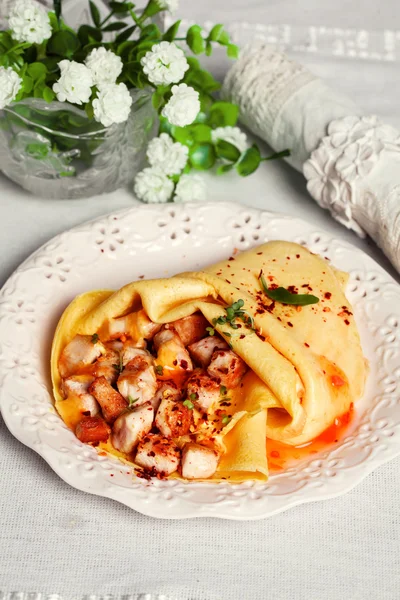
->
[174,174,207,203]
[0,67,22,109]
[85,47,123,86]
[335,140,382,182]
[157,0,179,12]
[211,126,248,153]
[141,42,189,86]
[92,83,132,127]
[8,0,52,44]
[162,84,200,127]
[53,60,93,105]
[134,167,174,203]
[146,133,188,175]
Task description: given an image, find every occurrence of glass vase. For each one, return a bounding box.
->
[0,89,157,199]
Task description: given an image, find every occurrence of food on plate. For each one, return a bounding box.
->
[51,241,367,482]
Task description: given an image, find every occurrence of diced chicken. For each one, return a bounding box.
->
[181,443,219,479]
[155,397,192,438]
[117,355,157,406]
[111,402,154,454]
[76,416,111,444]
[121,343,151,367]
[106,309,161,346]
[92,349,120,385]
[58,334,104,378]
[89,376,128,423]
[151,381,181,411]
[154,329,193,372]
[185,369,220,412]
[105,340,123,352]
[168,313,208,346]
[188,335,229,368]
[135,434,180,476]
[207,350,247,388]
[61,373,99,417]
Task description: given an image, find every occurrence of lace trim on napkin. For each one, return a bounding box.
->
[0,594,176,600]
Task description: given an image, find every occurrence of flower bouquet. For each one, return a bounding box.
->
[0,0,288,201]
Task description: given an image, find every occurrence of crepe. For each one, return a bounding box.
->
[51,241,367,482]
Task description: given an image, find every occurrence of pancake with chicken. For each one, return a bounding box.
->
[51,241,367,482]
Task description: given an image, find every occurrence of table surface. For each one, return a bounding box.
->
[1,1,400,599]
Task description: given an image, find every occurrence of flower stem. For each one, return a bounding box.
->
[261,149,291,161]
[130,9,143,30]
[100,11,114,28]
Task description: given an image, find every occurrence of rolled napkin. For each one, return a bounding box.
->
[223,44,400,272]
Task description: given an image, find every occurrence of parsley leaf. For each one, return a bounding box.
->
[189,392,198,401]
[259,274,319,306]
[128,395,139,407]
[221,414,231,425]
[206,326,215,336]
[155,365,164,376]
[220,385,227,396]
[91,333,99,344]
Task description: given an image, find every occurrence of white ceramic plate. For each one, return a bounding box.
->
[1,202,399,520]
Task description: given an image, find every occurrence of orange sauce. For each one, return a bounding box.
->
[267,404,354,472]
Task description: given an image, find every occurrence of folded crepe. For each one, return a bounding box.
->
[51,241,367,482]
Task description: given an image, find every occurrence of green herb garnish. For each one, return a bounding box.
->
[155,365,164,376]
[91,333,99,344]
[128,395,139,407]
[220,385,228,396]
[259,274,319,306]
[183,399,194,410]
[206,326,215,336]
[189,392,198,401]
[212,299,255,332]
[112,354,123,374]
[221,415,231,425]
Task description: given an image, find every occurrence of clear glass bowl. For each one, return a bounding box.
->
[0,89,157,199]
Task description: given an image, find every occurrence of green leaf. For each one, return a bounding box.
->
[141,0,162,18]
[48,11,59,32]
[208,24,225,42]
[43,86,56,102]
[85,102,94,120]
[163,20,181,42]
[141,23,161,39]
[77,25,101,47]
[216,163,234,175]
[226,43,239,59]
[48,30,80,57]
[0,32,13,50]
[109,1,135,13]
[189,123,212,143]
[186,25,206,54]
[27,62,47,80]
[205,41,212,56]
[209,102,239,127]
[189,143,216,170]
[171,126,192,146]
[159,116,173,136]
[21,75,34,94]
[38,56,60,72]
[215,139,241,162]
[26,141,49,158]
[89,1,101,27]
[236,146,261,176]
[102,21,127,32]
[53,0,62,20]
[115,24,136,44]
[259,274,320,306]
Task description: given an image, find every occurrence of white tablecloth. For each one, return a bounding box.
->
[1,2,400,599]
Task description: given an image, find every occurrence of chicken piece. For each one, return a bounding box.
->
[92,349,119,385]
[89,376,128,423]
[151,381,181,411]
[58,334,104,378]
[185,369,220,412]
[106,340,123,352]
[135,434,180,476]
[106,309,161,346]
[61,373,99,415]
[188,335,229,368]
[111,402,154,454]
[168,314,209,346]
[155,397,192,438]
[117,355,157,406]
[181,443,219,479]
[76,416,111,444]
[121,343,151,367]
[153,329,193,372]
[207,350,247,388]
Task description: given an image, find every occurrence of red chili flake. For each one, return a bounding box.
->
[82,411,91,416]
[139,275,145,279]
[277,316,282,321]
[233,248,239,255]
[180,360,188,370]
[324,292,332,300]
[270,450,280,458]
[173,359,177,366]
[323,307,331,313]
[148,450,156,457]
[228,256,235,261]
[239,334,245,339]
[344,319,350,325]
[286,256,290,260]
[268,275,274,281]
[225,279,231,284]
[269,283,279,290]
[100,249,104,253]
[304,342,310,348]
[287,322,293,327]
[257,252,263,255]
[287,285,298,294]
[257,332,266,342]
[296,254,300,258]
[110,474,114,477]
